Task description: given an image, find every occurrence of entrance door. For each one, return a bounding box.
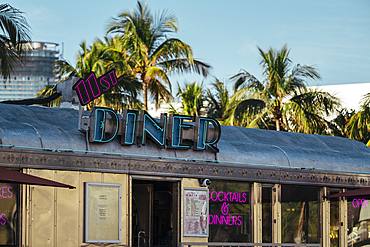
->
[132,179,179,247]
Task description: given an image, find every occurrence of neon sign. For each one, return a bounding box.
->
[209,191,248,202]
[73,71,222,152]
[208,191,246,226]
[73,69,118,106]
[0,186,13,226]
[352,198,369,208]
[88,108,221,152]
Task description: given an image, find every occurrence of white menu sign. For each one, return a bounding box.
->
[85,183,122,243]
[183,188,209,237]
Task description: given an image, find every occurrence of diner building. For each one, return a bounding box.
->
[0,78,370,247]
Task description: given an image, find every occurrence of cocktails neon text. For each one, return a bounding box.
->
[209,191,247,202]
[0,186,12,226]
[352,198,369,208]
[209,192,246,226]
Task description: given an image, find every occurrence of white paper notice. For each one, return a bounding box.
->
[183,188,208,237]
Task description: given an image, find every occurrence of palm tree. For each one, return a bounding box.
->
[0,4,31,79]
[347,93,370,145]
[36,85,61,107]
[228,44,340,134]
[205,79,229,120]
[52,40,141,111]
[106,1,210,110]
[177,81,205,117]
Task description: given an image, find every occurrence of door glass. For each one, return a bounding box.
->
[281,185,320,243]
[329,189,340,247]
[347,195,370,246]
[132,180,177,247]
[262,187,272,243]
[132,184,152,247]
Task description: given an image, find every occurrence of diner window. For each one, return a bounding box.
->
[208,181,250,242]
[329,189,340,247]
[347,195,370,246]
[281,185,320,243]
[0,183,18,246]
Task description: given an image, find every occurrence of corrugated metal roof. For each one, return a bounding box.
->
[0,103,369,174]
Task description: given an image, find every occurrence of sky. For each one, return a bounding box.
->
[8,0,370,94]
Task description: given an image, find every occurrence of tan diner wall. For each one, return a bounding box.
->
[21,169,129,247]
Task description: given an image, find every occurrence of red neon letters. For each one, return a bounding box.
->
[352,198,369,208]
[209,191,247,202]
[0,214,5,225]
[0,186,12,225]
[209,191,246,226]
[0,186,12,198]
[73,69,118,106]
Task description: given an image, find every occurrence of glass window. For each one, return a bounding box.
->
[0,183,18,246]
[329,189,340,247]
[347,195,370,246]
[281,185,320,243]
[208,181,250,242]
[262,186,272,243]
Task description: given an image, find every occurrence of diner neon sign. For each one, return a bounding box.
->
[0,186,13,226]
[73,71,222,152]
[208,191,246,226]
[88,108,221,152]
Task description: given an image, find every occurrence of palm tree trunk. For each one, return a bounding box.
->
[275,118,281,131]
[143,82,148,111]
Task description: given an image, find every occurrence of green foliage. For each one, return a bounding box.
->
[0,4,31,79]
[206,79,230,120]
[228,44,340,133]
[177,81,205,117]
[45,38,141,111]
[106,1,210,110]
[35,85,61,107]
[347,93,370,145]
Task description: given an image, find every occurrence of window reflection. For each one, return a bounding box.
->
[262,187,272,243]
[208,181,250,242]
[0,183,18,246]
[281,185,320,243]
[347,196,370,246]
[329,190,340,247]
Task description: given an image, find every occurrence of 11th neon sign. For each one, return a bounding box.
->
[73,69,118,106]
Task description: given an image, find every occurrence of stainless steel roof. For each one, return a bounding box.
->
[0,103,369,175]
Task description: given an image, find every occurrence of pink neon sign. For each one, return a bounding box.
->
[0,186,13,226]
[209,191,247,203]
[352,198,369,208]
[209,191,246,226]
[73,69,118,106]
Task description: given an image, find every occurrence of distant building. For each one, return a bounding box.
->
[0,41,59,101]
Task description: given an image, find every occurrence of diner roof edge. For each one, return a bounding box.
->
[0,104,369,175]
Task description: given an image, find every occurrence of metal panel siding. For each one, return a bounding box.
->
[56,171,79,246]
[26,170,129,246]
[29,169,55,247]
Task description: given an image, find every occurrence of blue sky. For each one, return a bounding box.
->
[9,0,370,92]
